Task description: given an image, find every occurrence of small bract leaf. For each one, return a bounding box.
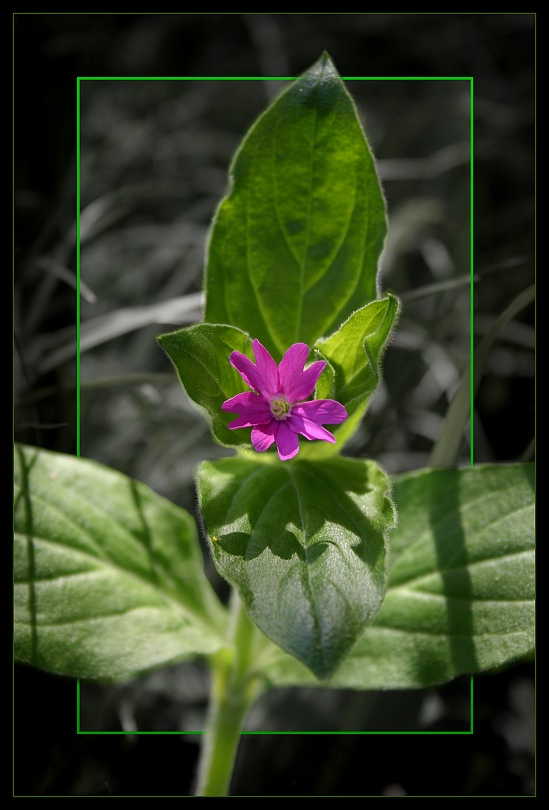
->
[196,455,395,680]
[315,293,400,409]
[204,52,387,358]
[158,323,253,447]
[14,444,228,681]
[313,292,400,448]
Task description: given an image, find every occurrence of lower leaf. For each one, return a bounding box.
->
[255,462,535,690]
[14,444,228,681]
[196,455,395,680]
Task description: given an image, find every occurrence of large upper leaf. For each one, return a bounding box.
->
[254,462,535,690]
[14,444,228,681]
[204,53,387,360]
[196,455,395,680]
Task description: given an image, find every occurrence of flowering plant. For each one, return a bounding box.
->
[14,54,534,797]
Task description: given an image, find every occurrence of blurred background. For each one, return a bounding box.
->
[14,13,535,796]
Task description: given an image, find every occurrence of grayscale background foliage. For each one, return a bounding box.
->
[14,13,534,797]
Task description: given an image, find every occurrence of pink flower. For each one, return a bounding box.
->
[222,339,348,461]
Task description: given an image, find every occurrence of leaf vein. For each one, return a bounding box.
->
[389,548,534,590]
[14,530,218,637]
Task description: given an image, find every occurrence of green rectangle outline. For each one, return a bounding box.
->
[75,74,475,736]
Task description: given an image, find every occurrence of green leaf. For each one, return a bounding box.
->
[315,293,400,409]
[312,292,400,449]
[196,455,395,680]
[14,444,228,681]
[204,53,387,360]
[255,463,535,690]
[157,323,253,448]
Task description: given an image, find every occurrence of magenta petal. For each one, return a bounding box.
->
[292,399,348,424]
[222,391,270,414]
[251,340,278,396]
[223,391,272,427]
[277,343,309,396]
[229,351,264,395]
[288,414,336,443]
[228,412,273,429]
[275,420,300,461]
[251,421,278,452]
[284,360,327,402]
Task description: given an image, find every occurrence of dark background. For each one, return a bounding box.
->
[14,13,535,796]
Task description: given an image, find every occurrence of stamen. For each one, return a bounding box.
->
[270,395,292,420]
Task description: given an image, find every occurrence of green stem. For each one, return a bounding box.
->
[194,591,265,797]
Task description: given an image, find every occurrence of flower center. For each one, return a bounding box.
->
[269,395,292,420]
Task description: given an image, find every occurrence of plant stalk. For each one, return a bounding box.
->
[194,591,265,797]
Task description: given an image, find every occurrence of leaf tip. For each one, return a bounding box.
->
[307,50,339,83]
